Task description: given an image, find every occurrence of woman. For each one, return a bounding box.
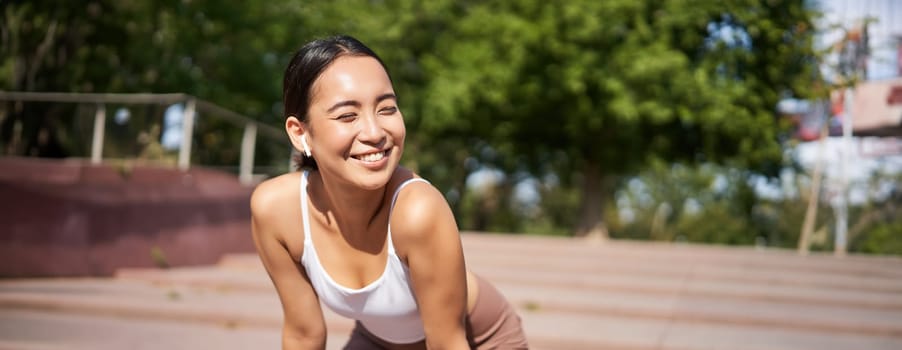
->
[250,35,529,350]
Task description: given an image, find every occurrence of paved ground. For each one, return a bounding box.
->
[2,233,902,349]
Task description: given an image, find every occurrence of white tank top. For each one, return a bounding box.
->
[298,171,430,344]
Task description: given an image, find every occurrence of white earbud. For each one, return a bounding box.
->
[300,135,312,157]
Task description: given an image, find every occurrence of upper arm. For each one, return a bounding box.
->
[392,182,469,349]
[250,180,326,349]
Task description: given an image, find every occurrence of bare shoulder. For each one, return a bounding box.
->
[250,172,303,242]
[389,171,458,247]
[251,173,301,215]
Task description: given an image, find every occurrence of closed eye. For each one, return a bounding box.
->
[379,106,398,115]
[334,113,357,121]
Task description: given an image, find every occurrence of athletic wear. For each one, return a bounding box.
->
[299,171,429,344]
[344,274,530,349]
[299,171,529,348]
[464,274,530,349]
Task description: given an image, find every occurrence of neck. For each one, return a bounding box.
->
[309,171,389,244]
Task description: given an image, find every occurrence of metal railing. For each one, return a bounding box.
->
[0,91,289,185]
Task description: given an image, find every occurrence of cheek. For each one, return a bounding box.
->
[391,118,407,142]
[316,125,357,151]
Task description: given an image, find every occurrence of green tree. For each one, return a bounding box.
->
[1,0,302,169]
[419,0,820,236]
[609,161,839,249]
[847,171,902,255]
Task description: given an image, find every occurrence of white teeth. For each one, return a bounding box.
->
[358,151,385,162]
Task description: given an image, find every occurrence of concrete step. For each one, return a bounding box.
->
[476,264,902,313]
[120,237,902,339]
[519,309,902,350]
[109,261,902,337]
[0,308,282,350]
[462,234,902,286]
[3,234,902,349]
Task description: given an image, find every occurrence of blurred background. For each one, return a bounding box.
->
[3,0,901,254]
[1,0,902,349]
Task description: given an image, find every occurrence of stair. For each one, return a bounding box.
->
[2,233,901,349]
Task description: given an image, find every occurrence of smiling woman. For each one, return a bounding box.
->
[250,35,529,350]
[292,52,404,190]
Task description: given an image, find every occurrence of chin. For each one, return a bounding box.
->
[353,163,398,191]
[354,172,393,191]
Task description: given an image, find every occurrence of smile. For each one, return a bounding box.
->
[353,150,389,163]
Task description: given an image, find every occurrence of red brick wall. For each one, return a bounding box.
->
[0,157,257,277]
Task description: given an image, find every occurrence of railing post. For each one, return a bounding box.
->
[178,98,196,170]
[239,122,257,185]
[90,104,106,164]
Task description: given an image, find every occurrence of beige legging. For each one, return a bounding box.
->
[343,274,529,349]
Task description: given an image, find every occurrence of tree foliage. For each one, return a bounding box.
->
[419,0,821,236]
[2,1,300,166]
[4,0,857,245]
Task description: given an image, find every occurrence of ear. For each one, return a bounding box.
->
[285,115,309,155]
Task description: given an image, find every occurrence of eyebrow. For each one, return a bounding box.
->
[326,93,398,113]
[376,93,397,104]
[326,100,360,113]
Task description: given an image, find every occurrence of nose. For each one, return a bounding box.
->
[357,113,387,144]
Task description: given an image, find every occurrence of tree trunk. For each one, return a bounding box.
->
[798,124,828,255]
[575,161,609,240]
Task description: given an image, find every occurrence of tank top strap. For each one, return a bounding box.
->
[300,171,312,245]
[386,177,431,255]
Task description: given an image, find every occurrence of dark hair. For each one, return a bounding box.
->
[283,35,390,170]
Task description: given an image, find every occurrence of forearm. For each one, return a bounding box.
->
[419,290,469,350]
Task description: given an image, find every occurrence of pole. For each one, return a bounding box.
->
[239,122,257,185]
[178,99,196,171]
[835,87,854,257]
[799,123,828,255]
[90,104,106,165]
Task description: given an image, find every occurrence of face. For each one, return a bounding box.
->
[304,55,405,190]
